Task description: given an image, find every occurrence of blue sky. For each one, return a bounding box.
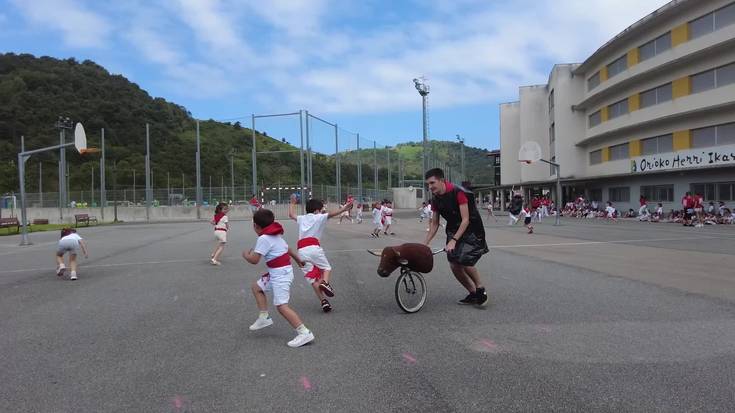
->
[0,0,670,151]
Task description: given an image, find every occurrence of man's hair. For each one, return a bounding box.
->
[306,199,324,213]
[253,208,275,228]
[60,227,76,238]
[424,168,444,180]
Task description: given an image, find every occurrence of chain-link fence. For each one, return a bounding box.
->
[6,109,470,223]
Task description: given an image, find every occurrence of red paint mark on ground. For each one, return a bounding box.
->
[172,395,184,409]
[402,353,417,364]
[300,376,312,390]
[480,339,498,351]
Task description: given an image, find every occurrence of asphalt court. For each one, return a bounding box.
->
[1,212,735,412]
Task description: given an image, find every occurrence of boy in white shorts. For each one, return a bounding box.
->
[382,200,395,235]
[243,209,314,348]
[289,196,352,312]
[55,227,88,280]
[371,202,383,237]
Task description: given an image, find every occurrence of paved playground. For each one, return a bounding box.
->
[1,212,735,412]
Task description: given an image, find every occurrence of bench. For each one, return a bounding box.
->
[0,217,20,234]
[74,214,98,227]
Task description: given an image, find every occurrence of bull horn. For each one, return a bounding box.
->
[392,247,400,257]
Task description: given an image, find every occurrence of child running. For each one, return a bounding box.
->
[210,202,229,265]
[371,202,383,237]
[55,227,88,280]
[355,202,364,224]
[243,208,314,348]
[382,200,395,235]
[520,206,534,234]
[289,196,352,312]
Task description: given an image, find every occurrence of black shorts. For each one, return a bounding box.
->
[524,217,532,225]
[446,232,489,267]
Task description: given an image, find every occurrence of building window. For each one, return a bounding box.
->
[691,69,715,93]
[641,134,673,155]
[589,110,602,127]
[609,143,629,160]
[589,149,602,165]
[548,89,554,114]
[690,11,715,39]
[639,32,672,61]
[607,55,628,78]
[691,183,716,201]
[588,72,600,91]
[640,185,674,202]
[718,183,733,201]
[640,82,672,108]
[590,189,602,202]
[609,187,630,202]
[715,2,735,30]
[691,3,735,39]
[716,62,735,87]
[608,99,629,119]
[692,123,735,148]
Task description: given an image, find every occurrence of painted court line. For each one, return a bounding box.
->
[0,258,204,275]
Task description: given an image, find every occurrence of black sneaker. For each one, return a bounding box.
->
[458,293,477,305]
[319,281,335,297]
[321,299,332,313]
[474,287,489,306]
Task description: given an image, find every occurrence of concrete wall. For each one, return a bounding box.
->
[392,187,421,209]
[500,102,521,186]
[519,85,551,183]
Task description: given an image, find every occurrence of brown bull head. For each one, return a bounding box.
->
[377,243,434,277]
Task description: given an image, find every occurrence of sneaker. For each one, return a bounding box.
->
[210,259,221,266]
[474,287,488,306]
[458,293,477,305]
[69,272,78,281]
[56,265,66,277]
[249,317,274,331]
[287,331,315,348]
[319,281,335,297]
[321,299,332,313]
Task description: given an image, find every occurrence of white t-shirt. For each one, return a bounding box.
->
[253,234,289,265]
[61,233,82,246]
[605,206,616,216]
[372,208,382,224]
[297,213,328,240]
[520,209,531,218]
[382,206,393,217]
[214,214,228,230]
[423,205,432,215]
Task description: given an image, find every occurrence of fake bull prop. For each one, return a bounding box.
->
[368,243,436,277]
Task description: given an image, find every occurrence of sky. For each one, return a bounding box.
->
[0,0,671,151]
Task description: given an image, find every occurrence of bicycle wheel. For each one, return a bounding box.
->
[394,270,427,313]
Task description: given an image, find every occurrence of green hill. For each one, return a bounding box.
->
[0,53,495,196]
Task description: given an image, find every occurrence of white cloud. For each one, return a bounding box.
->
[265,0,671,114]
[10,0,111,48]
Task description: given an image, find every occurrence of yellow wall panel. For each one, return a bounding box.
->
[600,106,609,122]
[629,93,640,111]
[627,48,639,67]
[602,147,610,162]
[672,76,691,98]
[600,67,608,82]
[671,23,689,47]
[673,130,692,151]
[629,140,642,157]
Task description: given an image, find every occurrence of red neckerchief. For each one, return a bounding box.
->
[261,222,284,235]
[213,213,225,225]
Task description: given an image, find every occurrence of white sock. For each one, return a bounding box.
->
[296,324,310,335]
[259,311,269,319]
[70,271,77,276]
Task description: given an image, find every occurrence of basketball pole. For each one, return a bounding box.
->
[538,159,561,226]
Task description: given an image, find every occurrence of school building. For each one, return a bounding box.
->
[499,0,735,212]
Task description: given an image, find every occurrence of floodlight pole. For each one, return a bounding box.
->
[196,120,202,218]
[100,128,105,220]
[414,78,430,202]
[251,114,257,197]
[145,123,151,222]
[356,134,362,200]
[299,110,306,211]
[335,124,340,203]
[457,134,465,181]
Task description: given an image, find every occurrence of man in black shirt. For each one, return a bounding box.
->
[423,168,489,305]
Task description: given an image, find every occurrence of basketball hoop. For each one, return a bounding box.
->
[74,123,99,155]
[518,141,543,164]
